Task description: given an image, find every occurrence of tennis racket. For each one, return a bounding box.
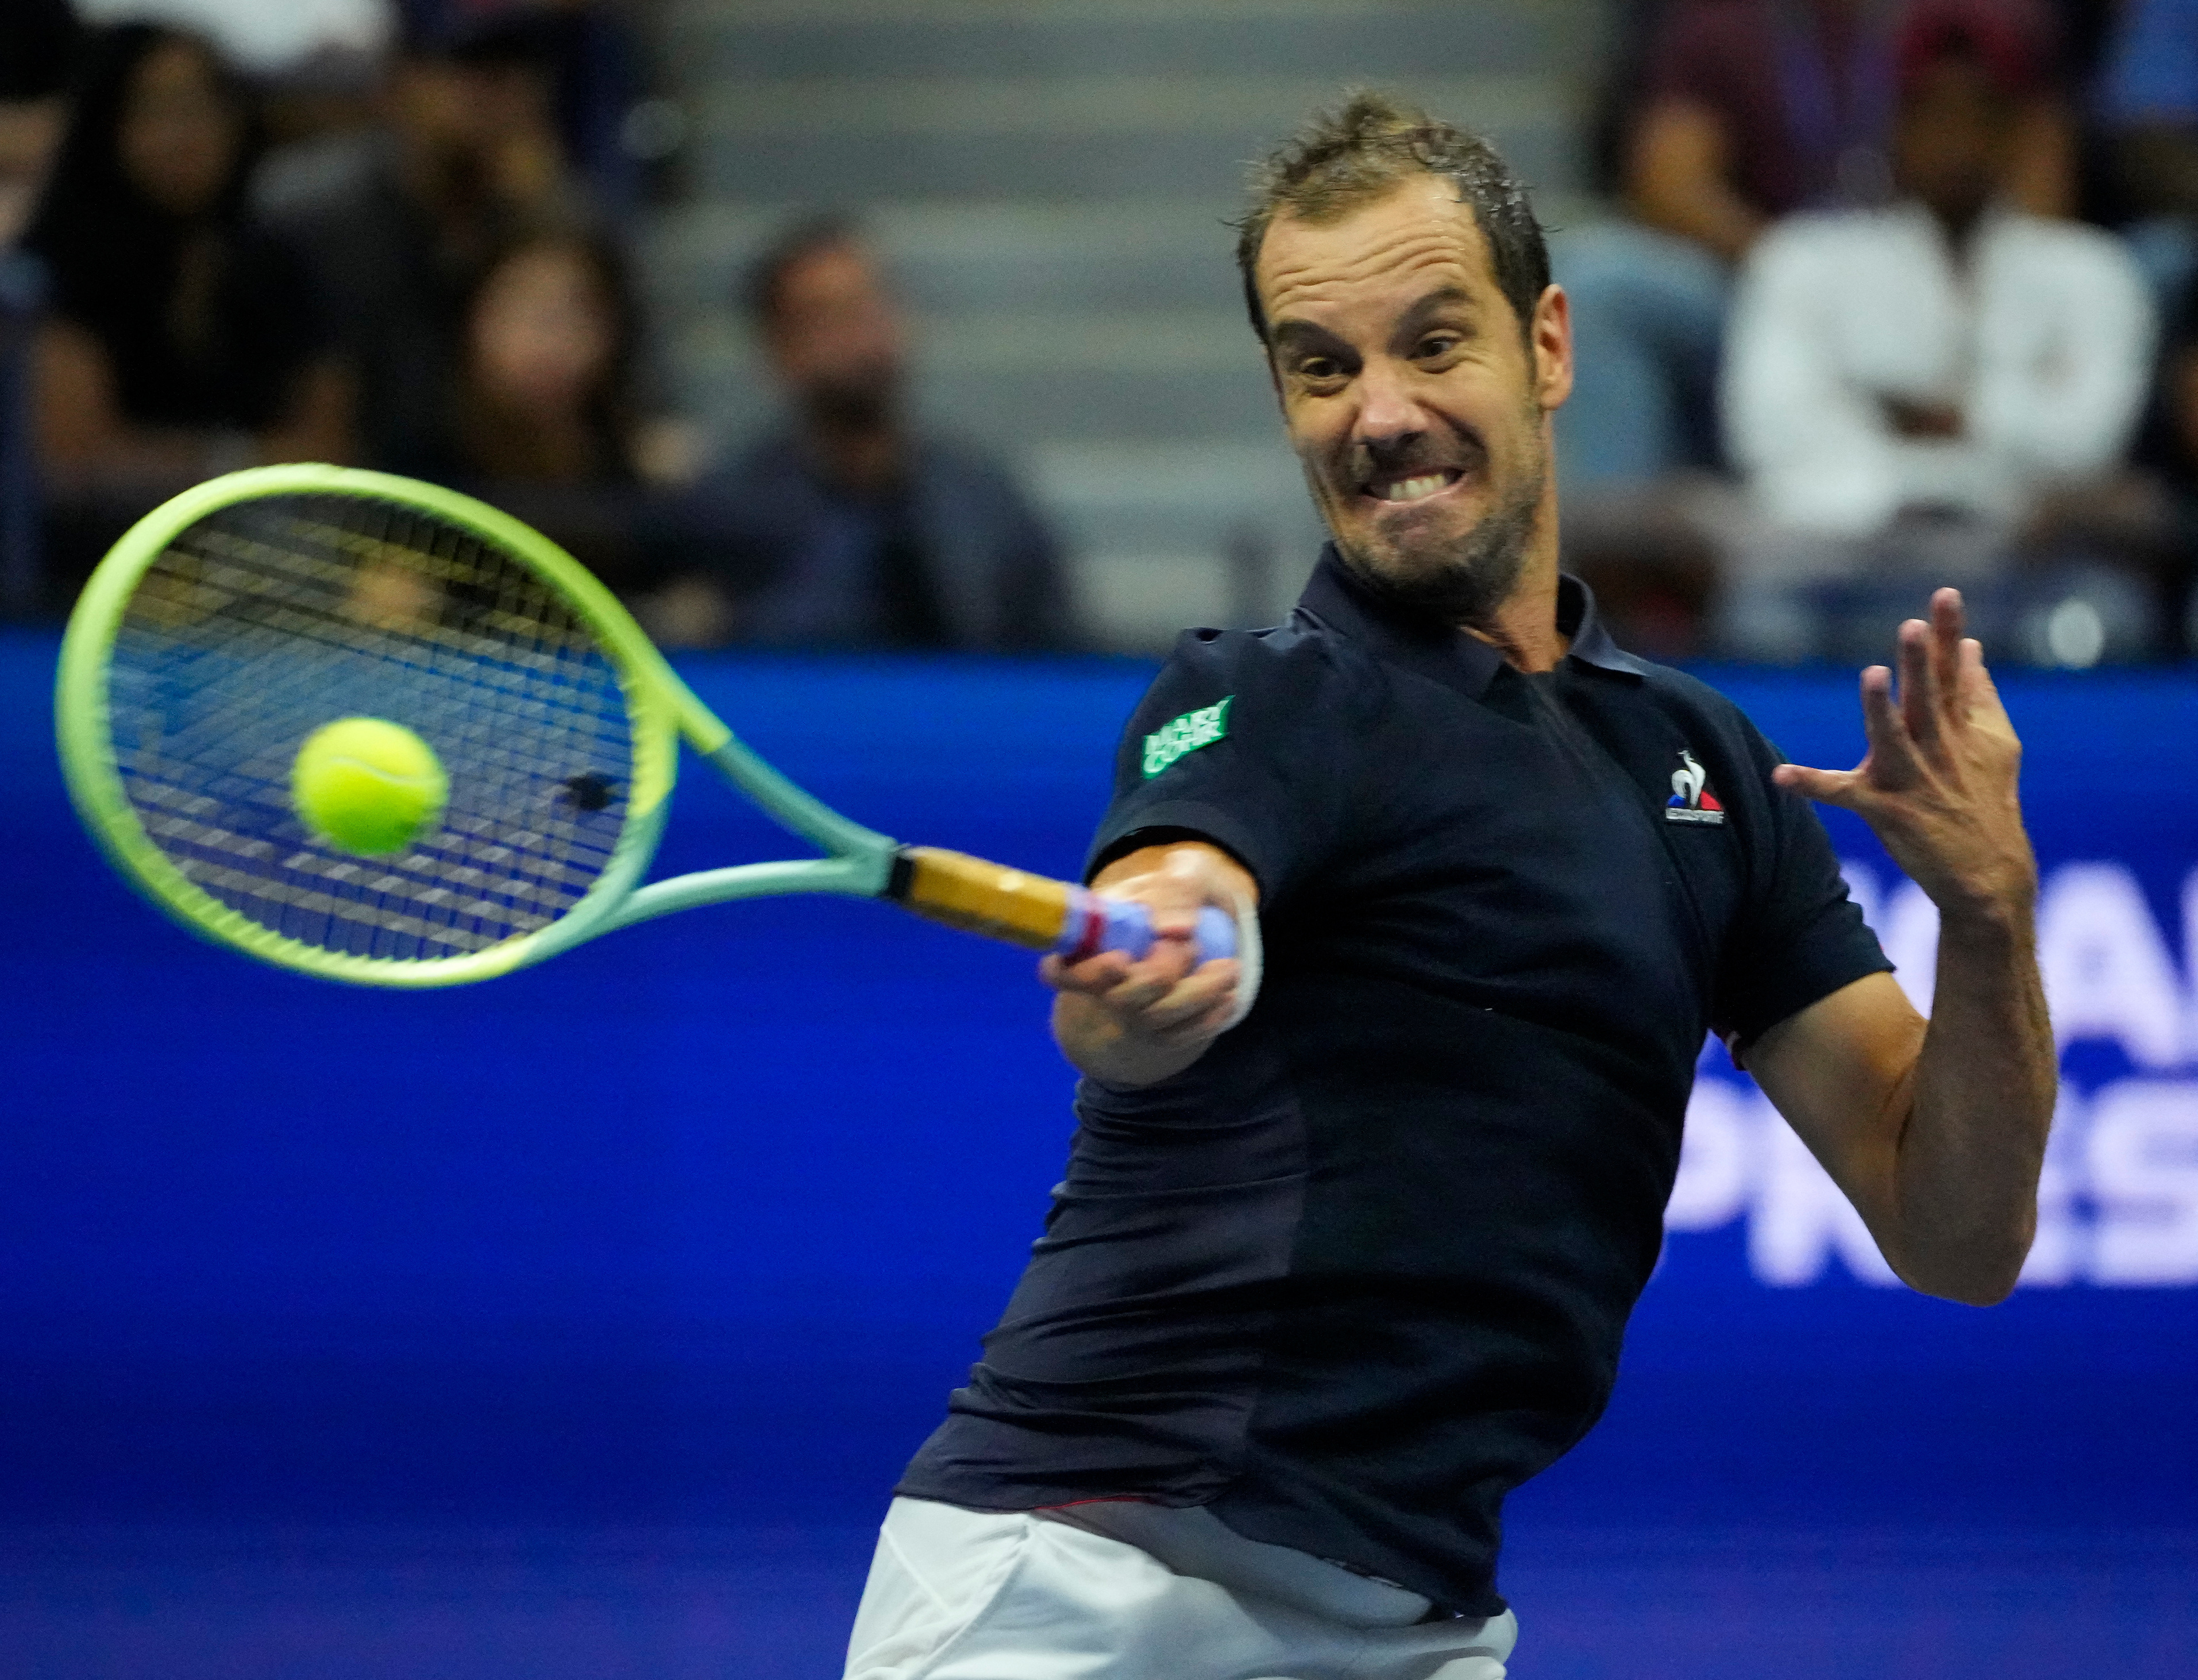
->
[55,464,1255,991]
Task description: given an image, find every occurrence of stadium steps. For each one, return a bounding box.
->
[649,0,1603,648]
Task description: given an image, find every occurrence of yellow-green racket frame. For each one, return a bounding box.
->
[53,465,1044,987]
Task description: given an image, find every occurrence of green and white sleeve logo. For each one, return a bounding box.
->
[1142,696,1233,778]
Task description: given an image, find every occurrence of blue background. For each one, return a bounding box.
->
[4,629,2196,1677]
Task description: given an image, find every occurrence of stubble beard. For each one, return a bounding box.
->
[803,357,902,432]
[1328,445,1547,633]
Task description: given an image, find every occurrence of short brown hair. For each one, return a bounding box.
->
[1233,90,1549,346]
[743,214,864,329]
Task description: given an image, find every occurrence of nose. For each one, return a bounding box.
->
[1351,355,1431,453]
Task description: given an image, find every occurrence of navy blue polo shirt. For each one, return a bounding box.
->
[898,548,1889,1616]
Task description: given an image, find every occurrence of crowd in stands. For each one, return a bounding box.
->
[0,0,1074,652]
[1567,0,2198,663]
[651,219,1072,652]
[6,0,2198,660]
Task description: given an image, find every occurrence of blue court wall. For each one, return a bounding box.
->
[2,629,2195,1532]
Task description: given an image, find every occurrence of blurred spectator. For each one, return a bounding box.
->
[2100,0,2198,307]
[73,0,392,80]
[395,0,658,219]
[271,9,571,476]
[423,218,676,588]
[649,221,1075,651]
[1558,0,2073,492]
[1,0,79,615]
[1718,6,2153,655]
[2103,0,2198,219]
[445,222,639,484]
[25,25,350,530]
[2128,273,2198,649]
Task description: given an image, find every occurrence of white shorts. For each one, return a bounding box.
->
[843,1496,1518,1679]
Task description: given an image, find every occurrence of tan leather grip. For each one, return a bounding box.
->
[894,846,1074,950]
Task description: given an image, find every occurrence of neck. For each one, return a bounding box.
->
[396,135,491,245]
[1930,198,1987,257]
[464,388,599,481]
[1464,461,1567,672]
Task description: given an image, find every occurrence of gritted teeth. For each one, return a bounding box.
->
[1366,469,1461,503]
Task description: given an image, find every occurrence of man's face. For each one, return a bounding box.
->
[765,241,907,428]
[1254,175,1569,627]
[1894,57,2011,231]
[0,98,64,250]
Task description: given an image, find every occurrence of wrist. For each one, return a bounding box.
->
[1911,829,2037,929]
[1933,878,2036,941]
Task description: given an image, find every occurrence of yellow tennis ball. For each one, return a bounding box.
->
[291,717,448,856]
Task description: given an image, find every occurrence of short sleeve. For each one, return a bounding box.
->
[1083,624,1363,907]
[1713,719,1892,1049]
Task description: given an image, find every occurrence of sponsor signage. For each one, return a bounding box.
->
[1677,857,2198,1288]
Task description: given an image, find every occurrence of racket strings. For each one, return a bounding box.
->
[109,493,637,962]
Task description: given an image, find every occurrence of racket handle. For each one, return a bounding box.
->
[1055,889,1237,964]
[887,847,1237,963]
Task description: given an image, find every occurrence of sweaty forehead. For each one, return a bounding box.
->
[1256,176,1497,326]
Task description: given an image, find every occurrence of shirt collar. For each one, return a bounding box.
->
[1295,543,1648,701]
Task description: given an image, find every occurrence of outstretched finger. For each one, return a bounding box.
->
[1896,619,1942,750]
[1772,761,1863,808]
[1930,589,1966,712]
[1860,663,1920,787]
[1957,635,2006,720]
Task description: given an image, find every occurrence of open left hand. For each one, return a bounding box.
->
[1772,588,2036,921]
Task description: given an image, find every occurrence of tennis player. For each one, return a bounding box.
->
[844,92,2054,1679]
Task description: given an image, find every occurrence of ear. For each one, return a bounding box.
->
[1530,283,1574,415]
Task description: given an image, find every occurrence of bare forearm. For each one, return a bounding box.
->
[1630,181,1762,265]
[1895,897,2054,1303]
[1052,991,1212,1086]
[1770,595,2053,1306]
[1625,101,1764,264]
[37,321,222,485]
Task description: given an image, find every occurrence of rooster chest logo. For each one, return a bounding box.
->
[1665,750,1726,825]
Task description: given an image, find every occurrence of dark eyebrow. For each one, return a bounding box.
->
[1269,285,1482,360]
[1395,286,1476,339]
[1268,318,1350,357]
